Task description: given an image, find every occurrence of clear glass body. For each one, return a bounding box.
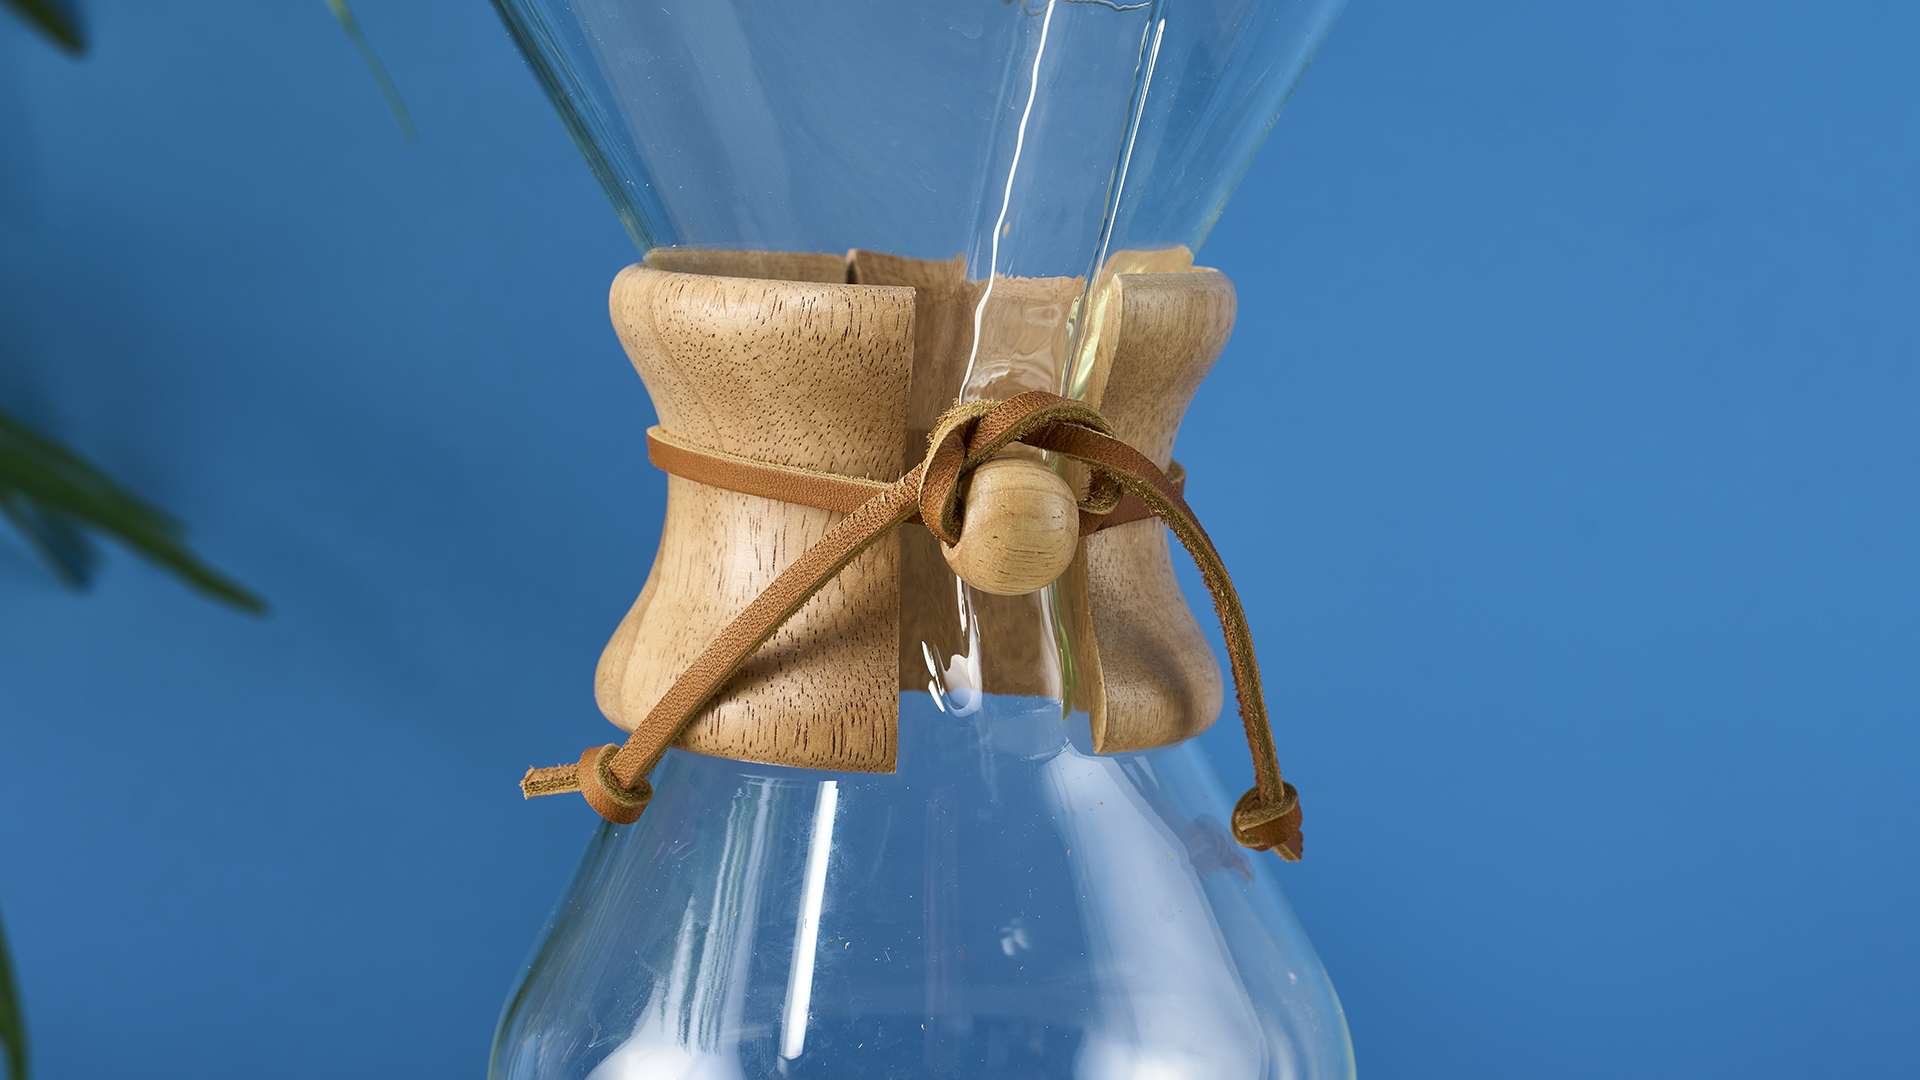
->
[493,696,1352,1079]
[489,0,1353,1075]
[494,0,1345,389]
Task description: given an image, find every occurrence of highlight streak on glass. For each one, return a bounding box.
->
[1067,11,1167,401]
[1098,16,1166,276]
[779,780,840,1061]
[960,0,1061,392]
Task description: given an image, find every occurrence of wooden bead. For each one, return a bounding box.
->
[941,457,1081,596]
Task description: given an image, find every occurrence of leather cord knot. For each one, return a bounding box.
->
[1231,781,1303,859]
[521,391,1304,859]
[919,393,1124,545]
[575,744,652,824]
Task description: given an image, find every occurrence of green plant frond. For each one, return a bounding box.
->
[0,905,25,1080]
[0,491,98,588]
[324,0,418,145]
[0,411,267,615]
[3,0,84,55]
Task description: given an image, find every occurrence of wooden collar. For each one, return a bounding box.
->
[524,391,1303,859]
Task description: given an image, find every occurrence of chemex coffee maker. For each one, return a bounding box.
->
[487,1,1353,1077]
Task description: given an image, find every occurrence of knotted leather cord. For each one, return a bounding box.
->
[644,425,1180,531]
[522,391,1302,858]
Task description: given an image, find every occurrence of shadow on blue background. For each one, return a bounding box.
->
[1,1,1915,1077]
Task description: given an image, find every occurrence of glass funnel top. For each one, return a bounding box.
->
[492,694,1353,1080]
[494,0,1343,281]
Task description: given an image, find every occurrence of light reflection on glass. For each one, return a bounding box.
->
[493,695,1352,1080]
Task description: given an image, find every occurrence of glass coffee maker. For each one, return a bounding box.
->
[487,1,1353,1076]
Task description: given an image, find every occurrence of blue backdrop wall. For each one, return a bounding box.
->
[2,1,1916,1077]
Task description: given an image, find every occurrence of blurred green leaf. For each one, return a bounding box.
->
[0,905,23,1080]
[0,409,266,615]
[0,491,95,588]
[324,0,417,145]
[3,0,83,55]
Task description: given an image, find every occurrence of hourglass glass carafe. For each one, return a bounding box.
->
[486,0,1353,1076]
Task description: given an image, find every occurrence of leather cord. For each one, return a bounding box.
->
[646,425,1180,532]
[522,391,1301,858]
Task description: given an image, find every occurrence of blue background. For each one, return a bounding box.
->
[3,1,1916,1077]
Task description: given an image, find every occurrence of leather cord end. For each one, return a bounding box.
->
[521,763,583,799]
[1232,783,1303,860]
[577,743,653,824]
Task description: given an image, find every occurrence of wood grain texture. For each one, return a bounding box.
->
[849,254,1078,700]
[847,249,975,451]
[1069,266,1238,752]
[596,252,1237,767]
[643,247,852,284]
[946,274,1086,695]
[1067,246,1195,405]
[963,274,1086,402]
[597,262,914,771]
[940,457,1081,595]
